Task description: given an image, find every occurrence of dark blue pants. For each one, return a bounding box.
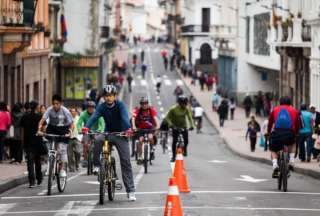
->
[0,131,6,161]
[298,132,313,161]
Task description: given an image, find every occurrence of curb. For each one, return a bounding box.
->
[0,174,28,194]
[176,70,320,180]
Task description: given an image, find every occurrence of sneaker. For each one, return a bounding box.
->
[93,166,99,175]
[127,192,136,201]
[29,184,36,188]
[37,179,43,186]
[59,169,67,178]
[272,167,279,178]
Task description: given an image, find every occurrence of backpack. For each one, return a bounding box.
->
[275,108,292,129]
[135,108,154,127]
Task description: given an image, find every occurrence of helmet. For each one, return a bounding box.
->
[177,95,188,105]
[140,97,149,105]
[103,85,117,95]
[87,101,96,107]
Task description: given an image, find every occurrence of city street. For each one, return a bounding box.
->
[1,44,320,216]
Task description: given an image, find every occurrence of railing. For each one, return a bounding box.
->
[0,0,35,26]
[181,25,210,33]
[181,24,237,38]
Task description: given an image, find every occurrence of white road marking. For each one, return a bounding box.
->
[0,203,16,215]
[234,196,247,201]
[176,79,184,86]
[134,167,145,189]
[54,201,75,216]
[137,75,142,79]
[163,75,168,79]
[158,101,162,106]
[164,79,172,86]
[161,114,165,119]
[5,206,320,214]
[6,190,320,200]
[156,96,160,100]
[235,175,268,183]
[38,171,86,195]
[84,181,99,185]
[55,201,96,216]
[160,107,164,112]
[151,73,156,85]
[140,80,147,86]
[132,80,136,86]
[208,160,228,163]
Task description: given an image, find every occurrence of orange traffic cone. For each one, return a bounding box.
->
[173,148,190,193]
[164,177,183,216]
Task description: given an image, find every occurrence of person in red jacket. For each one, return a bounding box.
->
[0,102,11,162]
[267,96,300,178]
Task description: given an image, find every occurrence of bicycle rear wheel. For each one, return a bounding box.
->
[282,153,288,192]
[107,158,116,201]
[87,148,93,175]
[99,158,106,205]
[57,165,67,193]
[277,159,282,191]
[47,155,55,195]
[144,144,148,174]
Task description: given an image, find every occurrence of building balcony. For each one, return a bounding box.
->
[268,18,312,48]
[181,24,237,40]
[0,0,36,54]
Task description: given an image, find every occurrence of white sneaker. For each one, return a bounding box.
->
[128,192,136,201]
[59,169,67,178]
[93,166,99,175]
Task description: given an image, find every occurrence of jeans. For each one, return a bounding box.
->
[93,134,135,193]
[26,148,42,185]
[0,131,6,161]
[230,108,235,120]
[249,137,257,152]
[219,116,225,127]
[298,132,313,161]
[171,129,188,160]
[67,138,81,171]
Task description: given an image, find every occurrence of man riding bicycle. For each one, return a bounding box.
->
[37,94,73,178]
[165,95,194,162]
[267,96,300,178]
[77,101,105,165]
[82,85,136,201]
[131,97,159,164]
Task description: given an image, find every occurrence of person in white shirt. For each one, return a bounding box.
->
[193,103,204,133]
[229,98,236,120]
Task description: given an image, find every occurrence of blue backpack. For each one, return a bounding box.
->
[275,108,292,129]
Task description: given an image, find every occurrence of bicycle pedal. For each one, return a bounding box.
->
[115,182,122,190]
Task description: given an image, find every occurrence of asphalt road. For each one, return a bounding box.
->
[1,44,320,216]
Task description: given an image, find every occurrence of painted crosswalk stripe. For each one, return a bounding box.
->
[176,79,183,86]
[55,201,96,216]
[0,203,16,215]
[141,80,147,86]
[132,80,136,86]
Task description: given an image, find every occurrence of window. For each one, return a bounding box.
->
[254,13,270,56]
[10,67,15,105]
[202,8,210,32]
[246,17,250,53]
[33,81,39,101]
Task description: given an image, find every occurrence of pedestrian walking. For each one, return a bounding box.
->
[127,73,133,93]
[68,107,81,172]
[229,98,236,120]
[206,75,214,91]
[217,99,229,127]
[298,104,313,162]
[243,94,253,118]
[141,63,147,79]
[0,102,11,162]
[191,70,197,85]
[20,101,44,187]
[246,115,261,152]
[212,92,221,112]
[310,104,320,159]
[262,119,269,151]
[199,72,206,91]
[140,49,145,62]
[173,86,184,102]
[10,103,24,163]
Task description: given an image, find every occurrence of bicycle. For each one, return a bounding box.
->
[172,127,188,151]
[88,132,124,204]
[135,129,157,174]
[82,134,95,175]
[39,133,68,196]
[277,145,290,192]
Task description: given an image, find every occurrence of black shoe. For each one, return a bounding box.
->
[307,157,311,162]
[183,148,187,157]
[150,152,155,160]
[272,167,279,178]
[288,164,294,172]
[170,158,175,163]
[37,179,43,186]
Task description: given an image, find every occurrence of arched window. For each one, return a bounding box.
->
[200,43,212,64]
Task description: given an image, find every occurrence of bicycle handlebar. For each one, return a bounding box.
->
[36,133,68,138]
[81,131,127,137]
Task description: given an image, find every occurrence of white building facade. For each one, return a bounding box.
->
[237,0,280,101]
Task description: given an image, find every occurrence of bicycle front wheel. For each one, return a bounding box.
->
[87,148,93,175]
[144,144,149,174]
[277,160,282,191]
[99,158,106,205]
[57,166,67,193]
[282,153,288,192]
[47,155,55,195]
[107,158,116,201]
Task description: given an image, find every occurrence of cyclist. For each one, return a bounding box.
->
[267,96,300,178]
[131,97,159,164]
[82,85,136,201]
[193,102,204,133]
[156,75,162,94]
[165,95,194,162]
[77,101,105,166]
[37,94,73,178]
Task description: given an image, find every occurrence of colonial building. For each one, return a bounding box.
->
[237,0,280,101]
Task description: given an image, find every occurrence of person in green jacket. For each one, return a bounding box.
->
[77,101,105,162]
[165,95,194,162]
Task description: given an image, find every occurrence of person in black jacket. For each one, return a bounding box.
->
[246,115,261,152]
[218,99,229,127]
[243,94,253,118]
[21,101,44,188]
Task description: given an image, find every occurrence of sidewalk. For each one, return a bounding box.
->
[0,162,28,194]
[179,74,320,179]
